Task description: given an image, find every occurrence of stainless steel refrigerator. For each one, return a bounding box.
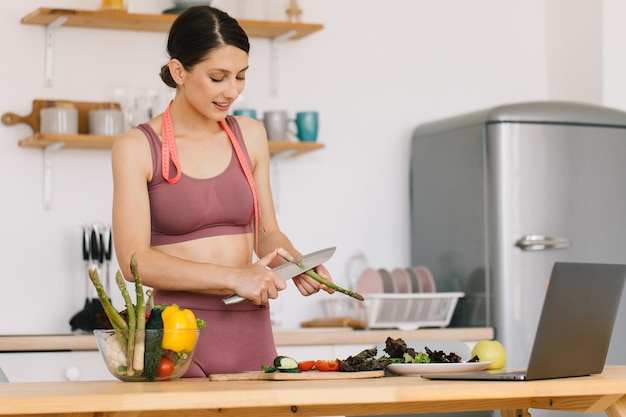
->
[410,101,626,417]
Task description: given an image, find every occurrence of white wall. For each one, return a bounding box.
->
[545,0,603,103]
[0,0,616,334]
[603,0,626,109]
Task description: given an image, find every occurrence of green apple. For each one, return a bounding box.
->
[471,340,507,370]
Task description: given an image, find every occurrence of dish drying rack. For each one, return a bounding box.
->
[321,292,464,331]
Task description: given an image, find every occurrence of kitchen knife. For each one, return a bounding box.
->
[102,225,112,297]
[222,247,336,305]
[89,225,102,300]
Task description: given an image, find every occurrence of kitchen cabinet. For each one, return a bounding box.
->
[0,351,114,382]
[14,8,325,207]
[19,7,325,156]
[0,328,493,382]
[0,328,493,352]
[18,9,325,152]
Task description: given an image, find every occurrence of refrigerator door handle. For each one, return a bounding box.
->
[515,235,571,251]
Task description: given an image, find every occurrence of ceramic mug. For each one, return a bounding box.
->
[263,110,288,141]
[40,106,79,134]
[88,109,125,136]
[233,108,257,119]
[290,111,319,142]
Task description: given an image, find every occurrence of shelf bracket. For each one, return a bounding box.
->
[44,16,68,87]
[43,142,65,209]
[270,30,297,97]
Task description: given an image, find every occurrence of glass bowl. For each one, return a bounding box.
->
[94,328,200,382]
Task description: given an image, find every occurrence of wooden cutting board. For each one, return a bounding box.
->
[300,317,367,329]
[1,99,121,134]
[209,370,384,381]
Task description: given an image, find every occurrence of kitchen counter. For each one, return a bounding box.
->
[1,365,625,417]
[0,327,493,352]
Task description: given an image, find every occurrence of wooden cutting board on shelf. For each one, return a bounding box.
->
[209,370,384,381]
[1,99,121,134]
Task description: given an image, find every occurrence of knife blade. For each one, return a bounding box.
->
[222,246,336,305]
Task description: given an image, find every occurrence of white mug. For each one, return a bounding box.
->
[40,107,79,135]
[89,109,125,136]
[263,110,288,141]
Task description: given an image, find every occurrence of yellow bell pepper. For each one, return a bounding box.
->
[161,305,199,352]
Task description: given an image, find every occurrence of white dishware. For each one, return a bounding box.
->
[88,109,124,136]
[263,110,288,141]
[386,361,491,376]
[40,106,78,134]
[356,268,384,294]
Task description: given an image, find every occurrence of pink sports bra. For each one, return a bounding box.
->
[139,117,254,246]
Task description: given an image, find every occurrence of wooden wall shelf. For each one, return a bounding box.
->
[267,140,324,156]
[19,134,114,150]
[22,8,324,91]
[16,8,325,208]
[19,134,324,156]
[21,8,324,39]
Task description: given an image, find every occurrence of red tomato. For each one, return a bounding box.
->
[157,357,175,377]
[298,360,315,372]
[314,359,340,372]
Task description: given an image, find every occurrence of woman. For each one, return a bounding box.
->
[111,5,333,377]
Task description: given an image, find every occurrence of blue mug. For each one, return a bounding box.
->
[290,111,319,142]
[233,108,257,119]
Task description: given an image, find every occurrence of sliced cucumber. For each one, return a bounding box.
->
[273,356,301,373]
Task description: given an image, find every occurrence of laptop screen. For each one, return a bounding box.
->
[525,262,626,380]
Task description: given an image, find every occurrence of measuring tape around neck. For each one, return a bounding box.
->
[161,103,181,184]
[160,104,261,253]
[219,119,261,254]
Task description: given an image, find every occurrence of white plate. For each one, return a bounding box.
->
[391,268,412,293]
[356,268,384,294]
[414,266,436,293]
[386,361,491,375]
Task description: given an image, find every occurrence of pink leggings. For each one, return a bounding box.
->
[154,290,277,377]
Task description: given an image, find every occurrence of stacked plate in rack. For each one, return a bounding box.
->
[350,266,462,330]
[357,267,437,295]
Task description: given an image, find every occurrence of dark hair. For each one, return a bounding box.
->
[160,6,250,88]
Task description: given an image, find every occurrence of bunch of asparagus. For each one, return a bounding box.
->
[89,253,146,376]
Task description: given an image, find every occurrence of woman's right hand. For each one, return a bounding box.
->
[231,251,287,306]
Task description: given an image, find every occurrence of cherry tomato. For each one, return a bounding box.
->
[157,357,175,377]
[298,360,315,372]
[314,359,340,372]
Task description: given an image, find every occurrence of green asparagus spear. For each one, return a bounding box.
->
[88,269,128,360]
[116,270,137,376]
[130,253,146,373]
[276,248,365,301]
[303,269,365,301]
[88,268,128,330]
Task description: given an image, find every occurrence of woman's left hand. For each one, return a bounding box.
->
[292,264,335,296]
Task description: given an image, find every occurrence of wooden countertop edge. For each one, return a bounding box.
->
[274,327,493,346]
[0,366,625,416]
[0,327,493,352]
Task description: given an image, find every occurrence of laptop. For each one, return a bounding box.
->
[424,262,626,381]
